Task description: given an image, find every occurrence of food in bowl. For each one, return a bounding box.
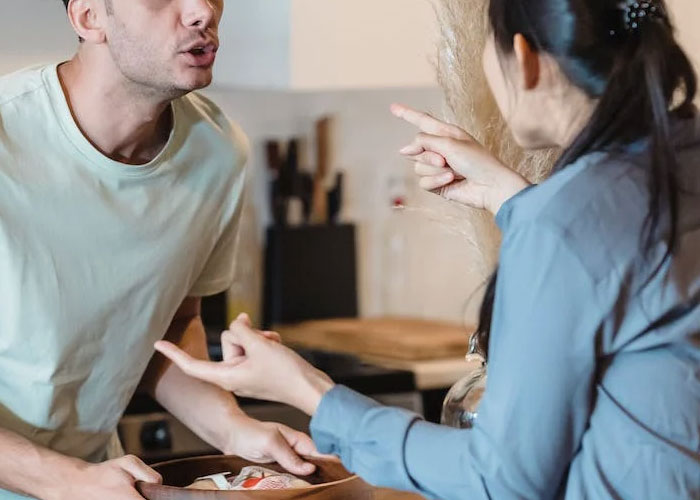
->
[137,455,375,499]
[187,467,312,491]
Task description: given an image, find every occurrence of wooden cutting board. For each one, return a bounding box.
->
[276,318,473,361]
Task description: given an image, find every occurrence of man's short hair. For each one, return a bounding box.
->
[62,0,113,13]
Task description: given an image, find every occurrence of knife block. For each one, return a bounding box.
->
[262,224,358,329]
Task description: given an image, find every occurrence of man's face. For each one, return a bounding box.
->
[104,0,224,95]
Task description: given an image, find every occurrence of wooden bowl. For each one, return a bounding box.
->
[136,455,373,500]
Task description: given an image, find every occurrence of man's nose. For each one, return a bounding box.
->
[182,0,219,30]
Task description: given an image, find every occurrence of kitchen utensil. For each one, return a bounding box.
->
[327,172,343,223]
[137,455,372,500]
[269,179,287,227]
[310,117,331,224]
[279,139,299,196]
[298,172,314,223]
[265,141,283,173]
[266,139,287,226]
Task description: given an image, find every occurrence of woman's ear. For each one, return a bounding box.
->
[513,33,540,90]
[66,0,107,44]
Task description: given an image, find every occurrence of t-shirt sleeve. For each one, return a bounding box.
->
[188,123,249,297]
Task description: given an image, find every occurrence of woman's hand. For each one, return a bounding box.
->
[391,103,531,215]
[154,315,335,416]
[222,415,319,476]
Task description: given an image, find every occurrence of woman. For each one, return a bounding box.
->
[156,0,700,498]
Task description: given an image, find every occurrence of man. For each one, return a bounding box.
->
[0,0,316,498]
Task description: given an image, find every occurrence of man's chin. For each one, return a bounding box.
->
[183,69,214,91]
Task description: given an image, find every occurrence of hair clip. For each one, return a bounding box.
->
[622,1,666,32]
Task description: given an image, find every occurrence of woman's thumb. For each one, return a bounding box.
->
[236,313,252,327]
[229,322,266,350]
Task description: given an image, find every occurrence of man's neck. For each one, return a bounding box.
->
[58,55,176,165]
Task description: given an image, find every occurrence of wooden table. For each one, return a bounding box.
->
[277,318,473,362]
[277,317,477,391]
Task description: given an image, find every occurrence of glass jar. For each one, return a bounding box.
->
[441,333,487,429]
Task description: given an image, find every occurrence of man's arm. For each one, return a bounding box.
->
[140,297,318,475]
[0,427,78,498]
[139,297,245,450]
[0,427,159,500]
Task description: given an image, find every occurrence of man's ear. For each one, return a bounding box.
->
[512,33,540,90]
[66,0,107,44]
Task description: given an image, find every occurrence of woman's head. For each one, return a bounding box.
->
[475,0,697,356]
[482,0,696,152]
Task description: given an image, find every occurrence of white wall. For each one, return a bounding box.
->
[215,1,292,88]
[202,87,487,324]
[0,0,76,76]
[218,0,438,90]
[670,0,700,76]
[289,0,437,89]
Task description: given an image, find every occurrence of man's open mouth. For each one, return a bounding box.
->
[188,44,217,56]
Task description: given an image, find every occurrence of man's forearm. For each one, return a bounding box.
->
[0,427,81,499]
[154,357,246,452]
[142,312,245,453]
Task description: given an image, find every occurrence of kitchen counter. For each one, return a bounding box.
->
[276,318,477,390]
[277,318,472,362]
[361,354,478,391]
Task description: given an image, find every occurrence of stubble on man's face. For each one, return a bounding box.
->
[103,0,219,98]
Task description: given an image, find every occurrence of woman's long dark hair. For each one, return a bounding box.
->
[476,0,697,356]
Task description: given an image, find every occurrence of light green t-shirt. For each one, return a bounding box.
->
[0,64,247,496]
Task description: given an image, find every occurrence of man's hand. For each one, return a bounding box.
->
[47,455,161,500]
[223,415,318,476]
[145,302,317,478]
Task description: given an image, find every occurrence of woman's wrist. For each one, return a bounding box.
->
[295,368,335,416]
[487,174,531,215]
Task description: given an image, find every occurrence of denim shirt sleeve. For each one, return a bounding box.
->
[310,217,601,500]
[495,184,536,231]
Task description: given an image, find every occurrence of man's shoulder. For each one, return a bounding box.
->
[178,91,249,164]
[0,65,50,108]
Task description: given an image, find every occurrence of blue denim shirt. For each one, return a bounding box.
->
[310,117,700,499]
